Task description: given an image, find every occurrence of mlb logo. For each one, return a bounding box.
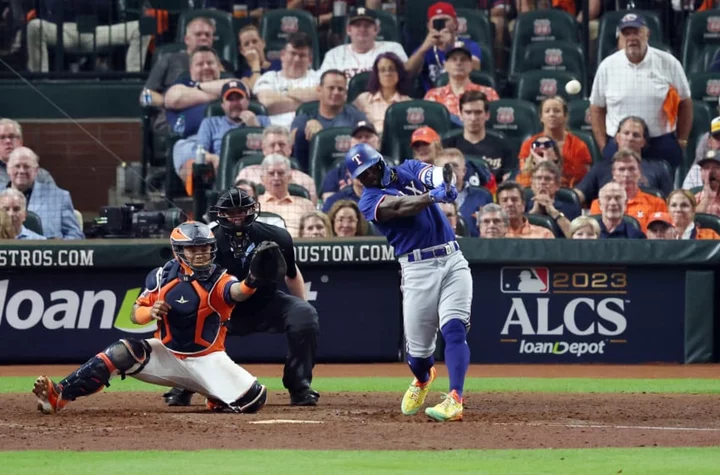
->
[706,80,720,97]
[334,135,352,152]
[406,107,425,125]
[544,48,563,66]
[533,19,552,37]
[708,17,720,34]
[281,16,299,34]
[539,78,557,96]
[496,107,515,124]
[457,17,468,35]
[246,133,263,150]
[500,267,549,294]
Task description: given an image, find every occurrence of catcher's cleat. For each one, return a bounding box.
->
[163,388,194,406]
[33,376,67,414]
[290,388,320,406]
[401,366,437,416]
[425,390,463,422]
[205,396,229,413]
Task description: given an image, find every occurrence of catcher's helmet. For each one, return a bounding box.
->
[345,143,391,187]
[170,221,217,280]
[212,188,259,232]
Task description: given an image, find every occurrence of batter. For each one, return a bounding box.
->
[345,143,472,422]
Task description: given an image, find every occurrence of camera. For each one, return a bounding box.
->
[87,203,187,239]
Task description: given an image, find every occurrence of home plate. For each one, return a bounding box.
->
[249,419,324,425]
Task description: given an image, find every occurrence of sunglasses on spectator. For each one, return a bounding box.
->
[532,140,555,149]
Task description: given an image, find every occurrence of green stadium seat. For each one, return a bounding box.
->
[688,101,713,172]
[695,213,720,236]
[348,72,370,104]
[260,9,321,70]
[682,11,720,74]
[526,214,562,238]
[517,41,587,89]
[487,99,541,160]
[176,10,237,70]
[591,214,642,231]
[570,129,602,165]
[515,70,584,104]
[688,72,720,115]
[380,100,452,162]
[509,9,578,78]
[150,42,185,68]
[23,211,44,236]
[204,100,269,118]
[296,100,320,117]
[555,187,582,211]
[434,70,497,90]
[567,99,591,132]
[455,8,493,52]
[218,127,266,189]
[309,127,353,193]
[639,186,666,200]
[597,10,664,67]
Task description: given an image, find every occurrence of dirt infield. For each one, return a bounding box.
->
[2,364,720,451]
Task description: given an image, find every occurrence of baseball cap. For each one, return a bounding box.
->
[427,1,457,20]
[411,126,440,146]
[348,7,376,24]
[352,120,378,137]
[711,116,720,137]
[699,152,720,167]
[618,13,647,31]
[221,80,248,100]
[446,40,472,59]
[647,212,674,228]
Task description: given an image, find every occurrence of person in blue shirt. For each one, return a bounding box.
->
[345,143,472,422]
[0,189,46,240]
[405,2,482,92]
[596,182,646,239]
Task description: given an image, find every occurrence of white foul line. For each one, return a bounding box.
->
[493,421,720,432]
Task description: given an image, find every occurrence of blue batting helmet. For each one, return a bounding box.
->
[345,143,392,186]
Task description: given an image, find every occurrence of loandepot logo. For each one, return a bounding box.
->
[519,340,607,357]
[0,280,157,334]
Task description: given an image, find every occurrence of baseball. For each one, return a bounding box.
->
[565,80,582,95]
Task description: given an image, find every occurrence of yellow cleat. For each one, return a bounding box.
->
[425,390,463,422]
[401,366,437,415]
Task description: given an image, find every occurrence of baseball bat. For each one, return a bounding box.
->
[442,163,453,193]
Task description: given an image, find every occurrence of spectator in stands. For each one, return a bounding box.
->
[589,13,692,169]
[258,154,315,237]
[575,116,673,205]
[290,69,368,171]
[668,189,720,240]
[646,212,678,240]
[411,126,443,164]
[477,203,508,239]
[683,117,720,190]
[694,155,720,217]
[164,46,233,139]
[424,42,499,123]
[322,178,363,213]
[497,182,554,239]
[288,0,381,30]
[319,7,408,79]
[327,199,368,237]
[589,149,667,231]
[526,161,577,237]
[439,202,463,237]
[298,210,333,238]
[569,216,600,240]
[234,179,258,199]
[6,147,83,239]
[518,96,591,187]
[353,52,412,135]
[235,126,319,204]
[236,25,281,90]
[0,119,54,186]
[596,182,646,239]
[406,2,482,91]
[253,33,320,129]
[442,91,511,184]
[434,148,492,237]
[142,17,215,111]
[25,0,150,72]
[0,188,46,239]
[514,136,565,187]
[174,80,270,192]
[0,208,13,239]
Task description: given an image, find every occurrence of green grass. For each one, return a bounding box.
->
[3,448,720,474]
[4,376,720,394]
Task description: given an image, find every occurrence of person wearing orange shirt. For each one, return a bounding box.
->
[589,149,667,231]
[668,189,720,240]
[517,96,591,187]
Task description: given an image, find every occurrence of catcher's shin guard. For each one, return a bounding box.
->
[58,339,151,401]
[283,327,318,393]
[229,380,267,414]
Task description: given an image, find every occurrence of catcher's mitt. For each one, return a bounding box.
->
[246,241,287,287]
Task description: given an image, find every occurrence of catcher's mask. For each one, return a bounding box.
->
[170,221,217,280]
[212,188,259,233]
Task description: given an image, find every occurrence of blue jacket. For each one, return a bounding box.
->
[27,181,84,240]
[459,186,493,238]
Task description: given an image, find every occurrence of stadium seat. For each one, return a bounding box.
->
[526,214,562,238]
[217,127,266,189]
[404,0,478,54]
[380,100,452,162]
[150,42,185,68]
[591,214,642,231]
[517,41,587,89]
[24,211,44,236]
[567,99,591,132]
[570,129,602,165]
[296,100,320,117]
[695,213,720,236]
[257,211,287,228]
[688,72,720,115]
[555,187,582,211]
[639,186,666,200]
[309,127,353,192]
[255,182,310,199]
[455,8,493,52]
[176,10,237,70]
[348,72,370,104]
[434,70,497,90]
[515,70,584,104]
[260,9,320,69]
[596,10,664,67]
[509,9,579,78]
[487,99,541,159]
[204,100,269,118]
[233,153,300,174]
[682,11,720,74]
[455,215,469,238]
[688,101,713,172]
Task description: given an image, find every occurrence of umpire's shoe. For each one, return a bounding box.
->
[290,388,319,406]
[163,388,194,406]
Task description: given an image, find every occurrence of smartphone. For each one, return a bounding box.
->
[432,18,446,31]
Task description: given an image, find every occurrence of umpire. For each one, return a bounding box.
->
[163,188,320,406]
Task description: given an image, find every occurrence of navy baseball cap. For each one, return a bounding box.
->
[221,80,249,100]
[618,13,647,31]
[352,120,378,136]
[349,7,376,24]
[446,40,472,59]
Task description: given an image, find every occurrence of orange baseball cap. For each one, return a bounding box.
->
[411,126,440,146]
[647,211,674,227]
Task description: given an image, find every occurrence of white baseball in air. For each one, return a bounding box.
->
[565,80,582,95]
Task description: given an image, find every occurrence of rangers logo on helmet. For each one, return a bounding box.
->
[246,133,263,150]
[707,17,720,34]
[533,19,551,37]
[706,80,720,97]
[539,78,557,97]
[281,16,299,34]
[544,48,563,66]
[496,107,515,124]
[406,107,425,125]
[335,135,352,153]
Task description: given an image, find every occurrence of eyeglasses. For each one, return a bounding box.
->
[532,140,555,149]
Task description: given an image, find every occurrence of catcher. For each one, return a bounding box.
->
[162,188,320,407]
[31,221,281,414]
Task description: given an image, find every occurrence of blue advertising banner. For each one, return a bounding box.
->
[467,266,686,363]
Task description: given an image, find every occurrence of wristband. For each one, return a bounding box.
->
[252,70,261,74]
[134,306,153,325]
[240,280,258,294]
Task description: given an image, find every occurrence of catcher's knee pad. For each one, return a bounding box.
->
[287,301,319,333]
[229,380,267,414]
[103,339,152,377]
